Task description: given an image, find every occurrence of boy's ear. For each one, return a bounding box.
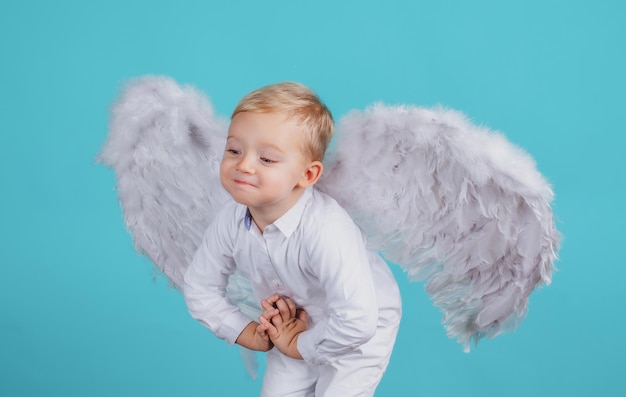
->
[298,161,323,188]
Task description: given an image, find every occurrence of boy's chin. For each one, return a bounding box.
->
[227,190,256,207]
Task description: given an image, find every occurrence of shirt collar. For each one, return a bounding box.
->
[244,188,313,237]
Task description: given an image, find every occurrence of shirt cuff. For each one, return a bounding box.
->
[297,329,327,366]
[216,311,253,345]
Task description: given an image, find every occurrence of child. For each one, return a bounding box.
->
[183,82,402,397]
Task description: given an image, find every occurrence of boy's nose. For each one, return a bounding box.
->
[236,155,255,174]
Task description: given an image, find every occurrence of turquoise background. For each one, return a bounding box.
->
[1,0,624,396]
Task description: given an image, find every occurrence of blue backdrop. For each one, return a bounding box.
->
[1,1,624,396]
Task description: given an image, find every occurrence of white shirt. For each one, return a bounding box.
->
[183,188,401,365]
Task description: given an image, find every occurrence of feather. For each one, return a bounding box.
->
[99,75,230,287]
[318,104,559,350]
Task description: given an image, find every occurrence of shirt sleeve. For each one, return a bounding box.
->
[183,207,252,345]
[296,212,379,365]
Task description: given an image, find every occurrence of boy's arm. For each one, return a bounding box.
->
[296,217,380,365]
[183,209,255,347]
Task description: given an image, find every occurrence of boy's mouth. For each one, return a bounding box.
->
[234,179,256,187]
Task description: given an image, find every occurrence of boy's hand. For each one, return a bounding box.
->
[236,321,274,352]
[259,294,308,360]
[254,321,274,351]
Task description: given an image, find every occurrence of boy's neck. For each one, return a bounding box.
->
[248,187,308,234]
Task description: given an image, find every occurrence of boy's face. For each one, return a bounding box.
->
[220,111,313,220]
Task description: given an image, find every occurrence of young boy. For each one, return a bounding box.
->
[183,82,402,397]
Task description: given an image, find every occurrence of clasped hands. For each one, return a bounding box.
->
[256,294,308,360]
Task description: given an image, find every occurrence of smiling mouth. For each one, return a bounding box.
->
[234,179,256,187]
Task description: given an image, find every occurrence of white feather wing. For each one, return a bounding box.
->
[319,104,559,350]
[99,76,229,288]
[99,76,261,314]
[99,76,261,376]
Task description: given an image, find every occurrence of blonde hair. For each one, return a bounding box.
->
[232,82,334,161]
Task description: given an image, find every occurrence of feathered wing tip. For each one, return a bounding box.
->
[98,75,230,288]
[319,104,560,350]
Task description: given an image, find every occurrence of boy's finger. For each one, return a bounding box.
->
[264,309,283,327]
[263,294,281,307]
[256,323,268,335]
[260,307,279,320]
[260,298,278,311]
[274,298,292,322]
[259,315,279,330]
[260,300,271,310]
[261,317,279,338]
[284,297,297,318]
[296,308,308,325]
[272,314,283,327]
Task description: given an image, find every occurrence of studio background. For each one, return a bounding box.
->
[1,1,624,396]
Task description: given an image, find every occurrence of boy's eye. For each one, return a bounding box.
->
[260,156,275,164]
[226,149,240,155]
